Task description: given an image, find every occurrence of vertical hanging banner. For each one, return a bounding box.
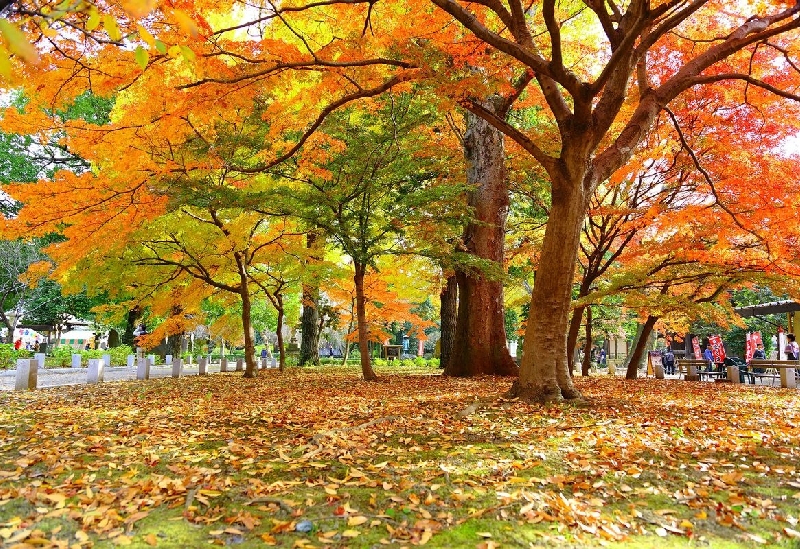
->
[708,334,726,363]
[745,332,755,363]
[692,336,702,359]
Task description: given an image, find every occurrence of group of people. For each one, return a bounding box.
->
[659,338,774,377]
[13,338,41,351]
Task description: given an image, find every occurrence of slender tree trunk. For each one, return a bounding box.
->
[299,285,320,366]
[567,304,586,376]
[0,310,13,344]
[511,170,587,402]
[582,305,593,376]
[299,233,321,366]
[439,274,457,370]
[625,316,659,379]
[240,286,258,378]
[353,262,378,381]
[276,296,286,372]
[341,302,355,366]
[122,307,140,347]
[445,107,517,377]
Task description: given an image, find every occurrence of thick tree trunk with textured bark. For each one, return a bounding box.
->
[510,169,587,402]
[445,108,517,377]
[354,262,378,381]
[439,274,457,370]
[625,316,658,379]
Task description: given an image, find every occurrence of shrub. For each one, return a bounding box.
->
[0,344,33,369]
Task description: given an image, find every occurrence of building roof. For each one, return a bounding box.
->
[734,300,800,318]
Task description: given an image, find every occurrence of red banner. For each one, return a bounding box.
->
[708,334,726,363]
[745,332,763,362]
[692,336,702,359]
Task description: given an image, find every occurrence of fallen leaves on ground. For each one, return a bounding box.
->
[0,365,799,548]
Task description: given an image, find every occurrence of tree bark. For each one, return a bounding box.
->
[275,295,286,372]
[567,304,585,376]
[439,274,457,370]
[581,305,593,377]
[299,233,321,366]
[122,307,140,347]
[299,284,320,366]
[0,309,14,344]
[511,169,587,402]
[445,108,517,377]
[354,262,378,381]
[240,284,258,378]
[625,316,659,379]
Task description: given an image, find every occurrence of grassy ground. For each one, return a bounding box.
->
[1,363,799,548]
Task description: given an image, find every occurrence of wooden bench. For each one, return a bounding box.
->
[747,359,799,388]
[676,359,713,381]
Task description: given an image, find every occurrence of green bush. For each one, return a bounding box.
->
[50,345,77,367]
[49,344,135,367]
[0,344,33,369]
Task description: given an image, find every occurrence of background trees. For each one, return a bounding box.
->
[3,0,800,391]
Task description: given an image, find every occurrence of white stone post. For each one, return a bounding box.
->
[136,356,150,380]
[654,363,665,379]
[235,358,243,372]
[72,354,82,369]
[727,365,740,383]
[165,354,173,365]
[780,367,797,389]
[148,354,156,366]
[261,357,268,370]
[127,354,135,368]
[102,353,111,368]
[271,357,277,369]
[15,358,38,391]
[198,356,207,376]
[220,357,228,372]
[87,358,104,384]
[34,353,45,369]
[172,357,182,378]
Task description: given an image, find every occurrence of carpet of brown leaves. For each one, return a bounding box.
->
[1,367,799,548]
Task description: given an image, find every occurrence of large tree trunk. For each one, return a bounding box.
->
[511,170,587,402]
[354,262,378,381]
[625,316,659,379]
[299,233,321,366]
[439,274,457,370]
[581,305,593,377]
[445,108,517,377]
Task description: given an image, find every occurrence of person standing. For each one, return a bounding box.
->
[663,348,675,376]
[785,334,799,360]
[703,346,714,370]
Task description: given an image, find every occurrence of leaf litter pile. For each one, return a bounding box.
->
[1,365,800,548]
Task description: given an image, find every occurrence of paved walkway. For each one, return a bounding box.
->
[0,363,251,391]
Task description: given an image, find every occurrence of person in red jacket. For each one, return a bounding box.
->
[13,339,22,350]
